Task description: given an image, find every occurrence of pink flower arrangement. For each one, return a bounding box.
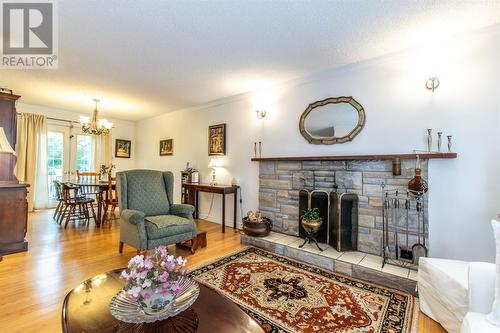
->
[120,246,187,302]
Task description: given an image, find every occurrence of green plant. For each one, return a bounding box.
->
[301,208,320,221]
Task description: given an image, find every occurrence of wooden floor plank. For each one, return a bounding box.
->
[0,210,446,332]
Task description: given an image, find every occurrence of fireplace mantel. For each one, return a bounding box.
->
[251,152,457,162]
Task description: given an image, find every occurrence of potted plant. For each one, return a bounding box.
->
[301,208,321,231]
[300,208,324,251]
[119,246,188,314]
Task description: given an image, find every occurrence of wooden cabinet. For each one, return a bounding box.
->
[0,184,28,255]
[0,91,29,257]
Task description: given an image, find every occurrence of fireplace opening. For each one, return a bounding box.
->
[299,189,358,252]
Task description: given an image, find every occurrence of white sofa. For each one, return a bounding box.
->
[418,257,498,333]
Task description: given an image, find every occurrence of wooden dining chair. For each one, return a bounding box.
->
[76,170,101,200]
[102,175,119,225]
[53,180,64,221]
[59,183,97,228]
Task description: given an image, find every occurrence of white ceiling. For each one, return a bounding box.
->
[2,0,500,121]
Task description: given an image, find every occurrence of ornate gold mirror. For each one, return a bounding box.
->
[299,96,365,145]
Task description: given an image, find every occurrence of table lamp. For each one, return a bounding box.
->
[208,157,222,185]
[0,127,15,154]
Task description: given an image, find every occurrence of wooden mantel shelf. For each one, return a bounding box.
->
[251,152,457,162]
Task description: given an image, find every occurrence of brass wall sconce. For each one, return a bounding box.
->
[425,77,440,92]
[255,110,267,119]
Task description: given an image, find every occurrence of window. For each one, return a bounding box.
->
[47,131,64,199]
[76,135,93,172]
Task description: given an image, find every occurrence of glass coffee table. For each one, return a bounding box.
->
[62,269,264,333]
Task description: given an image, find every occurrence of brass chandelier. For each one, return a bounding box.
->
[80,99,113,135]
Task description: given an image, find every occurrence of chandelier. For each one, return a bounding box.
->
[80,99,113,135]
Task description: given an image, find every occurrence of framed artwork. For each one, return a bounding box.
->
[115,139,131,158]
[160,139,173,156]
[208,123,226,156]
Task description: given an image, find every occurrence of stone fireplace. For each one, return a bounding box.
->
[298,189,358,252]
[258,158,429,255]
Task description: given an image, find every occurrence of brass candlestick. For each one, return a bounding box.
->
[437,132,442,152]
[426,129,432,152]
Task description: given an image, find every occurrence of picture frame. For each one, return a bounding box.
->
[159,139,173,156]
[115,139,131,158]
[208,123,226,156]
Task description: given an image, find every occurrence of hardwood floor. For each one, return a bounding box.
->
[0,210,446,333]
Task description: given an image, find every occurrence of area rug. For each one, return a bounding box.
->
[189,247,418,333]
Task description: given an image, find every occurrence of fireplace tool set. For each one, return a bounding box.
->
[381,185,428,270]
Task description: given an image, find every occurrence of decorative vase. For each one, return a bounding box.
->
[426,129,432,152]
[408,168,428,194]
[437,132,442,152]
[138,288,177,314]
[447,135,453,152]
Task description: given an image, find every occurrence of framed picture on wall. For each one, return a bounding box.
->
[115,139,131,158]
[160,139,173,156]
[208,123,226,156]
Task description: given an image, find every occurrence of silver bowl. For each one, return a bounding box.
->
[109,276,200,324]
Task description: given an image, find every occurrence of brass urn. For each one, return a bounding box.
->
[301,218,323,234]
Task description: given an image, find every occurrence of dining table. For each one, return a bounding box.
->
[65,180,116,227]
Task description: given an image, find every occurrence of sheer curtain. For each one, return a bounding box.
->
[92,130,112,172]
[15,113,49,211]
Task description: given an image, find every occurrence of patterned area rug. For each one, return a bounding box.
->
[189,247,418,333]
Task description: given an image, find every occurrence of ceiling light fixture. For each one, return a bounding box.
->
[425,77,440,92]
[80,99,113,136]
[255,110,267,119]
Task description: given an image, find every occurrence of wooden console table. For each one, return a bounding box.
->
[181,183,239,233]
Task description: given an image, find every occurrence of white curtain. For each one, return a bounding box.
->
[15,113,49,211]
[92,130,112,172]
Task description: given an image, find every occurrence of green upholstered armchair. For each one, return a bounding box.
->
[116,170,198,253]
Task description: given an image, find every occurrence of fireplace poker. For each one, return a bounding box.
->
[412,196,428,265]
[394,191,400,259]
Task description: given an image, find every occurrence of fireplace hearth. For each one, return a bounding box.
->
[299,189,358,252]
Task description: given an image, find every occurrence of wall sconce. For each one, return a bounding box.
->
[255,110,267,119]
[425,77,440,92]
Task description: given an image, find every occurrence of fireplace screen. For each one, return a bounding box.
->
[299,189,358,252]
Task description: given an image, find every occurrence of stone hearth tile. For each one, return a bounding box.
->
[265,232,285,241]
[287,239,322,255]
[352,265,417,296]
[359,254,383,270]
[273,235,300,245]
[408,269,418,281]
[338,251,366,265]
[284,246,334,271]
[318,247,343,259]
[334,260,353,276]
[250,237,286,255]
[382,263,410,278]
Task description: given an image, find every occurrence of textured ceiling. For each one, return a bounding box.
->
[1,0,500,121]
